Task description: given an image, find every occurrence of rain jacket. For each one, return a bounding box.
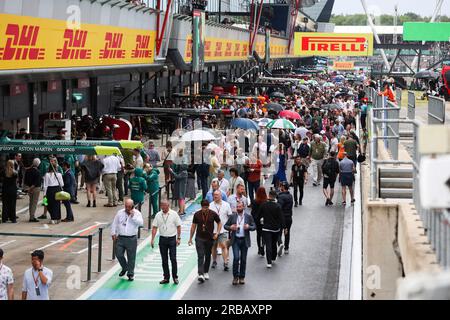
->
[129,168,147,204]
[145,168,160,195]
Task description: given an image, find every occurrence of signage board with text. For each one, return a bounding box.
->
[294,32,373,57]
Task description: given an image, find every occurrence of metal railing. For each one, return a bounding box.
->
[407,91,415,120]
[368,109,420,201]
[367,85,450,268]
[0,226,110,282]
[428,96,446,124]
[372,96,401,160]
[396,88,402,107]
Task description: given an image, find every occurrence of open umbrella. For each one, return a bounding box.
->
[321,104,341,110]
[414,70,440,79]
[256,118,271,127]
[299,84,309,91]
[266,119,296,130]
[323,82,335,88]
[266,103,284,113]
[181,130,217,142]
[279,110,301,120]
[270,91,286,99]
[230,118,259,131]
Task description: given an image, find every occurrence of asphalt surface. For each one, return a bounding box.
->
[182,180,346,300]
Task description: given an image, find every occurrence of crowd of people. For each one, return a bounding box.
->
[0,70,380,298]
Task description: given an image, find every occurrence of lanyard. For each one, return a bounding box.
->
[32,269,40,288]
[161,212,170,231]
[214,203,222,216]
[202,211,209,231]
[237,214,244,227]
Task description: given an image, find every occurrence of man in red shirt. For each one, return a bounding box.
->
[246,154,262,203]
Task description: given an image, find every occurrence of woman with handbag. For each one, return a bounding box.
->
[43,159,65,224]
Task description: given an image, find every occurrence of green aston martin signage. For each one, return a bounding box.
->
[403,22,450,41]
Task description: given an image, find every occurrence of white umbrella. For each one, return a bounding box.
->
[180,130,218,142]
[266,119,296,130]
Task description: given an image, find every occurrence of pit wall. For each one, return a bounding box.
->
[362,137,441,300]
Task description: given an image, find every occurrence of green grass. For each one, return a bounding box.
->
[399,90,429,108]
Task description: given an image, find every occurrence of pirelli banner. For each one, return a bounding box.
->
[332,61,355,70]
[0,13,156,71]
[294,32,373,57]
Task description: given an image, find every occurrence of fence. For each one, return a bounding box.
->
[367,85,450,268]
[407,91,415,120]
[396,88,402,107]
[0,226,109,282]
[428,96,446,124]
[371,95,400,160]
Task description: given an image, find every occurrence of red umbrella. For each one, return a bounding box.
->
[279,110,301,120]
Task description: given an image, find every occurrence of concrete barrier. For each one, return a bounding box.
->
[362,127,440,299]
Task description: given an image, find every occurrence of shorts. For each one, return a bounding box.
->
[340,172,354,187]
[323,177,336,189]
[215,233,229,244]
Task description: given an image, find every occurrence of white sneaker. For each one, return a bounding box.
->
[204,273,209,280]
[198,275,205,283]
[266,264,272,268]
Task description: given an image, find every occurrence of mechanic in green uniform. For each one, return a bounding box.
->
[144,163,160,217]
[128,168,147,211]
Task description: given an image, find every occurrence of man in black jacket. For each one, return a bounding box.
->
[258,190,285,268]
[24,158,42,222]
[277,182,294,255]
[322,151,340,206]
[224,201,256,285]
[298,137,310,167]
[61,162,75,222]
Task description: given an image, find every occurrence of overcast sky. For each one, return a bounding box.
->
[332,0,450,16]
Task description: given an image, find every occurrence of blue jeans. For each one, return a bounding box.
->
[232,237,248,278]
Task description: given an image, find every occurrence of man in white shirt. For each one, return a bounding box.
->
[111,199,144,281]
[151,200,182,285]
[216,170,230,194]
[209,190,233,271]
[22,250,52,300]
[102,155,121,207]
[0,248,14,300]
[133,148,144,169]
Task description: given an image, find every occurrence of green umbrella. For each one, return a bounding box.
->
[266,119,296,130]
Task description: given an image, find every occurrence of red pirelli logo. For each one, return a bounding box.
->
[0,24,45,60]
[57,29,92,60]
[301,36,367,52]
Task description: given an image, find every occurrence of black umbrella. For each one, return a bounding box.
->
[414,70,440,79]
[270,91,286,99]
[266,103,284,113]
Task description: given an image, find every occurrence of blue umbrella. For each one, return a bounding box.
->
[231,118,259,131]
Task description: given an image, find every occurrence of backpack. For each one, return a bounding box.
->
[322,159,335,177]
